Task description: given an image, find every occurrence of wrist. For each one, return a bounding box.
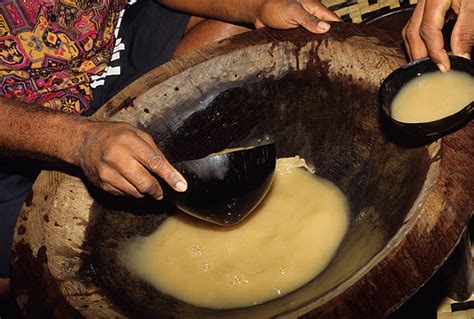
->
[58,116,96,167]
[0,98,96,167]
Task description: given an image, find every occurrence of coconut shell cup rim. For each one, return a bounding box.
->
[175,143,276,165]
[164,143,277,226]
[379,55,474,137]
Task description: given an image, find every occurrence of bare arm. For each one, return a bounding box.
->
[0,97,187,200]
[159,0,341,33]
[0,97,88,164]
[160,0,261,25]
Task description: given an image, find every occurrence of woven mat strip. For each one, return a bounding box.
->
[322,0,418,22]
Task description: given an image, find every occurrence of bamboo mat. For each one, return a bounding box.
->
[322,0,417,23]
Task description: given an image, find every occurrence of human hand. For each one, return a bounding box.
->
[78,121,187,200]
[402,0,474,72]
[254,0,341,34]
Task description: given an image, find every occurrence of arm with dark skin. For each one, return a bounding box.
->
[0,0,339,201]
[159,0,341,33]
[0,97,186,200]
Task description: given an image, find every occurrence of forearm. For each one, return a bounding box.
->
[0,97,187,199]
[0,97,90,165]
[159,0,263,25]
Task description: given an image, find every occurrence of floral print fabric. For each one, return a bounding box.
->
[0,0,127,114]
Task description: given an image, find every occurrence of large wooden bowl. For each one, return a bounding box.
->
[11,23,473,318]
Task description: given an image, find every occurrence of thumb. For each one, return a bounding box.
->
[291,5,331,33]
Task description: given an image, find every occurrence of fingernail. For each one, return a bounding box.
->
[437,64,447,73]
[461,53,471,60]
[175,181,187,192]
[156,194,163,200]
[318,21,330,32]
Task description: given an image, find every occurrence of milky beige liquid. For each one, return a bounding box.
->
[391,70,474,123]
[119,157,349,309]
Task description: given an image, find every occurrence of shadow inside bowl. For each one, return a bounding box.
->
[79,67,433,318]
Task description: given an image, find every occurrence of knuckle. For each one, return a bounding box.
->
[121,187,143,198]
[289,3,303,17]
[100,140,135,165]
[134,149,149,163]
[96,166,111,182]
[131,190,144,198]
[454,30,474,44]
[405,26,420,42]
[289,2,300,10]
[98,144,122,164]
[112,121,134,130]
[135,178,158,194]
[115,131,135,145]
[148,155,165,171]
[137,130,153,141]
[100,151,114,165]
[99,181,113,193]
[419,24,437,40]
[125,183,143,198]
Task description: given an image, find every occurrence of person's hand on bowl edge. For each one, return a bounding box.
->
[402,0,473,72]
[161,0,341,34]
[252,0,341,33]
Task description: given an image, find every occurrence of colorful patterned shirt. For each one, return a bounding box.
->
[0,0,127,114]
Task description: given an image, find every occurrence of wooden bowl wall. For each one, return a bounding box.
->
[11,24,473,319]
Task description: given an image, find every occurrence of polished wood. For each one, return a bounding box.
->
[11,23,473,318]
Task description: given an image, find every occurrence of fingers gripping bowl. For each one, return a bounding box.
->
[379,55,474,137]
